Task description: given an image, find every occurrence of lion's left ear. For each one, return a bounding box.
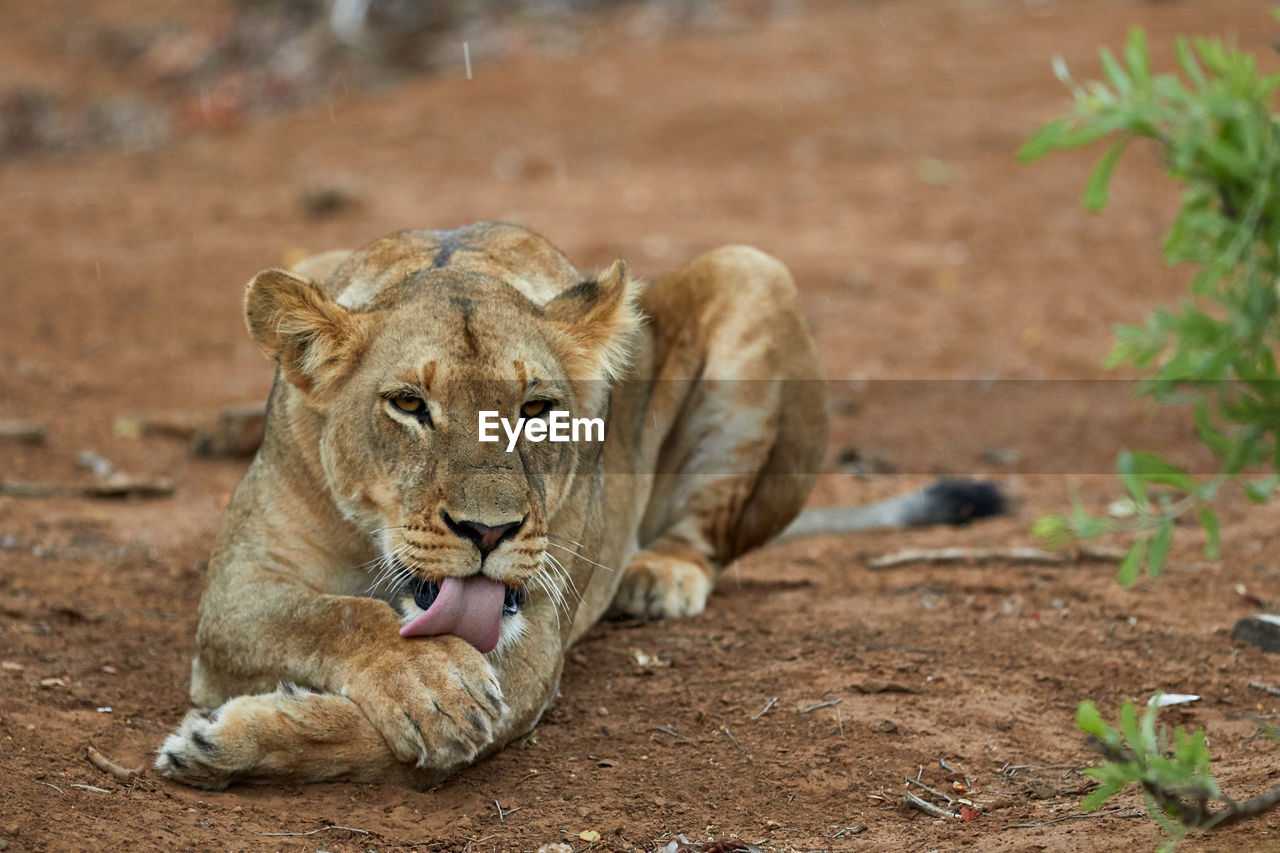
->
[544,260,644,381]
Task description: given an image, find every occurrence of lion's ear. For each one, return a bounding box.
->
[544,260,644,380]
[244,268,365,396]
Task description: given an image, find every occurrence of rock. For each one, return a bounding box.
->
[1232,614,1280,654]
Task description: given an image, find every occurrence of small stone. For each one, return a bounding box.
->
[1233,614,1280,654]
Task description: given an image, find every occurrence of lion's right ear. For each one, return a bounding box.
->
[244,269,365,396]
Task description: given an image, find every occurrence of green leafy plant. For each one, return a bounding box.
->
[1076,696,1280,849]
[1019,24,1280,582]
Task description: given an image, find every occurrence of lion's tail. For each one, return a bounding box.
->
[773,478,1005,544]
[154,683,424,790]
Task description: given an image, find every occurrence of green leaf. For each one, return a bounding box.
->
[1119,701,1142,749]
[1081,779,1126,812]
[1117,537,1146,586]
[1124,28,1151,88]
[1116,451,1152,509]
[1084,139,1128,211]
[1175,36,1207,90]
[1077,701,1106,737]
[1018,118,1071,161]
[1198,507,1220,559]
[1244,475,1280,504]
[1099,48,1131,96]
[1127,451,1194,492]
[1147,522,1174,578]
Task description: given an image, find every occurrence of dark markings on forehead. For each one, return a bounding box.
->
[431,232,486,269]
[452,295,480,356]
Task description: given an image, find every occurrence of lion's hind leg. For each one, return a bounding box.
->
[156,683,425,789]
[611,246,826,621]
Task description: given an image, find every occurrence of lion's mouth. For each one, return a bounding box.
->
[398,574,522,654]
[408,576,521,615]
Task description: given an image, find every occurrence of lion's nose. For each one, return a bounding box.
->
[441,511,524,560]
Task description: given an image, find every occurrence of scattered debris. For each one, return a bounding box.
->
[577,829,601,842]
[300,185,358,219]
[0,473,175,499]
[261,825,371,838]
[1003,806,1144,830]
[69,784,111,794]
[750,696,777,721]
[86,746,144,785]
[193,405,266,457]
[0,420,46,444]
[799,698,843,714]
[869,545,1129,570]
[652,726,689,741]
[1248,680,1280,698]
[1234,615,1280,654]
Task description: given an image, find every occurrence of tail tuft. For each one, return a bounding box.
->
[913,479,1006,526]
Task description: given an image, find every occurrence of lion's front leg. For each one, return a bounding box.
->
[188,585,508,765]
[161,578,566,787]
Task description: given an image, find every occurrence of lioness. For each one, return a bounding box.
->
[157,222,999,789]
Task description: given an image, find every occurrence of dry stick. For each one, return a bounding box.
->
[69,784,111,794]
[903,791,956,820]
[751,696,778,721]
[495,800,505,824]
[1003,807,1144,830]
[262,825,371,838]
[653,726,689,741]
[904,776,956,805]
[1248,680,1280,698]
[721,726,749,757]
[86,746,141,784]
[799,698,843,714]
[33,780,63,794]
[869,545,1129,570]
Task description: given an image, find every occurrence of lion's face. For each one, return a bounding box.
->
[243,228,640,652]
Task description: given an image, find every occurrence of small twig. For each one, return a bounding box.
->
[495,800,505,823]
[869,545,1128,570]
[1248,680,1280,698]
[33,780,63,794]
[903,791,956,819]
[721,726,749,757]
[835,705,844,738]
[87,745,141,784]
[1003,807,1143,829]
[830,825,865,838]
[939,757,958,773]
[653,726,689,741]
[751,696,778,721]
[799,698,843,714]
[261,825,370,838]
[69,784,111,794]
[904,776,955,804]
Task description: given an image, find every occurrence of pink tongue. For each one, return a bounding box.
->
[399,575,506,654]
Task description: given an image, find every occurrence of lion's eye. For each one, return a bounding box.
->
[521,399,553,419]
[391,394,425,415]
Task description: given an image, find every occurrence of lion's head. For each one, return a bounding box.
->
[242,224,642,653]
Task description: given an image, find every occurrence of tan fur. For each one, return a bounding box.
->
[157,223,826,789]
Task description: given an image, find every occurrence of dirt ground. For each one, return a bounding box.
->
[4,0,1280,850]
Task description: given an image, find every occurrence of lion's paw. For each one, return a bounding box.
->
[342,635,508,768]
[611,550,712,620]
[155,701,244,790]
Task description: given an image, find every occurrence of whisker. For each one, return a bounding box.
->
[545,540,616,573]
